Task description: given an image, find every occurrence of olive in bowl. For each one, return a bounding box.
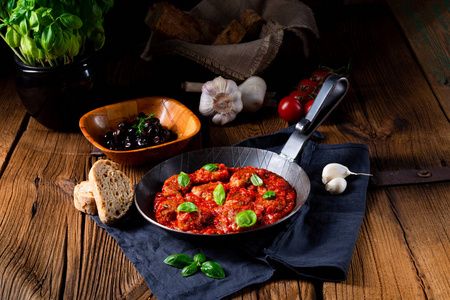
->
[79,97,201,166]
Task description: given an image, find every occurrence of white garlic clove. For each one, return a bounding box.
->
[238,76,267,113]
[325,177,347,194]
[322,163,371,184]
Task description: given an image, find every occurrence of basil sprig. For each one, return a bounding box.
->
[177,202,198,212]
[263,190,276,199]
[250,174,263,186]
[213,183,226,205]
[202,163,218,172]
[178,171,190,187]
[164,253,226,279]
[235,210,257,228]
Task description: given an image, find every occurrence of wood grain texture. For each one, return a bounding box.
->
[0,75,27,172]
[386,0,450,118]
[310,4,450,300]
[0,114,148,299]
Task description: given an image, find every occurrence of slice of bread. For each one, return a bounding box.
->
[89,159,134,225]
[73,181,97,215]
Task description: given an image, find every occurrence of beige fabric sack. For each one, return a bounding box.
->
[141,0,319,81]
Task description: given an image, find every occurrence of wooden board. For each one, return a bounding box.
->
[386,0,450,118]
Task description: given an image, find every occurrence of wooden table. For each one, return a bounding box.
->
[0,1,448,299]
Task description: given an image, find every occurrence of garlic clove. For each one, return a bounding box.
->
[325,177,347,194]
[238,76,267,113]
[322,163,371,184]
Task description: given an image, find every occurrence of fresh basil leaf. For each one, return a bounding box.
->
[181,262,199,277]
[29,11,39,31]
[59,13,83,29]
[202,163,218,172]
[163,254,193,268]
[41,23,57,51]
[235,210,257,228]
[263,190,276,199]
[250,173,263,186]
[178,172,190,187]
[213,183,226,206]
[177,202,198,213]
[19,17,28,36]
[200,261,226,279]
[193,254,206,264]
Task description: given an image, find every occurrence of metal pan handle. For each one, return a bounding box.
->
[280,75,349,162]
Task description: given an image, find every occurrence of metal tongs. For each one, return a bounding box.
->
[280,75,349,162]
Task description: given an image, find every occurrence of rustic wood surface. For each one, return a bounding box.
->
[0,1,448,299]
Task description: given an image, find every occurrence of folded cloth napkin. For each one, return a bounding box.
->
[90,125,370,300]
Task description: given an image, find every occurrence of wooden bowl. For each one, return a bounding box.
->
[79,97,201,165]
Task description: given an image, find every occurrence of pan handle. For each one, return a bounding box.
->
[280,75,349,162]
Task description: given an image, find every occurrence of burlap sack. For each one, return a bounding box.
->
[141,0,318,81]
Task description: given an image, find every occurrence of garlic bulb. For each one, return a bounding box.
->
[199,76,243,125]
[238,76,267,113]
[325,177,347,194]
[322,163,372,184]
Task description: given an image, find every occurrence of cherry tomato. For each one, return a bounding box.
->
[289,90,309,101]
[304,100,314,116]
[311,69,331,82]
[297,79,319,94]
[278,96,304,123]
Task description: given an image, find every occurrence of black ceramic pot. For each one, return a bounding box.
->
[14,54,105,132]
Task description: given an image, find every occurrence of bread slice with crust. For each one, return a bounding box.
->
[89,159,134,225]
[73,180,97,215]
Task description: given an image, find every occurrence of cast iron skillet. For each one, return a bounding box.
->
[134,75,349,241]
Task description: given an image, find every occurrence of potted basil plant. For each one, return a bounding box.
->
[0,0,114,131]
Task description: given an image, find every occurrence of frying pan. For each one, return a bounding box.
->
[134,75,349,241]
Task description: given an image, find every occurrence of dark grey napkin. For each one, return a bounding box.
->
[90,125,370,300]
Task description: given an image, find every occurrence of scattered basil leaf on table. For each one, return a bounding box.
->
[163,254,193,268]
[213,183,226,206]
[194,254,206,265]
[235,210,257,228]
[250,173,263,186]
[201,261,226,279]
[263,190,276,199]
[181,263,199,277]
[177,202,198,212]
[202,163,218,172]
[164,254,226,279]
[178,171,190,187]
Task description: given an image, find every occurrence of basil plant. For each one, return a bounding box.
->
[0,0,113,67]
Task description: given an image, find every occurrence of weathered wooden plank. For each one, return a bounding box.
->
[386,0,450,118]
[310,4,449,300]
[0,74,28,172]
[0,119,154,299]
[207,107,287,147]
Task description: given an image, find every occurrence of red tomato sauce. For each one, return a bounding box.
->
[153,164,296,234]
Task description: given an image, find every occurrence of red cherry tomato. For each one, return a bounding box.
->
[304,100,314,116]
[297,79,319,94]
[311,69,331,82]
[289,90,309,101]
[278,96,304,123]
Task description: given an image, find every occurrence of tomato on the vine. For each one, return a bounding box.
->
[304,100,314,116]
[278,96,304,123]
[297,79,319,94]
[289,90,309,100]
[310,69,331,82]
